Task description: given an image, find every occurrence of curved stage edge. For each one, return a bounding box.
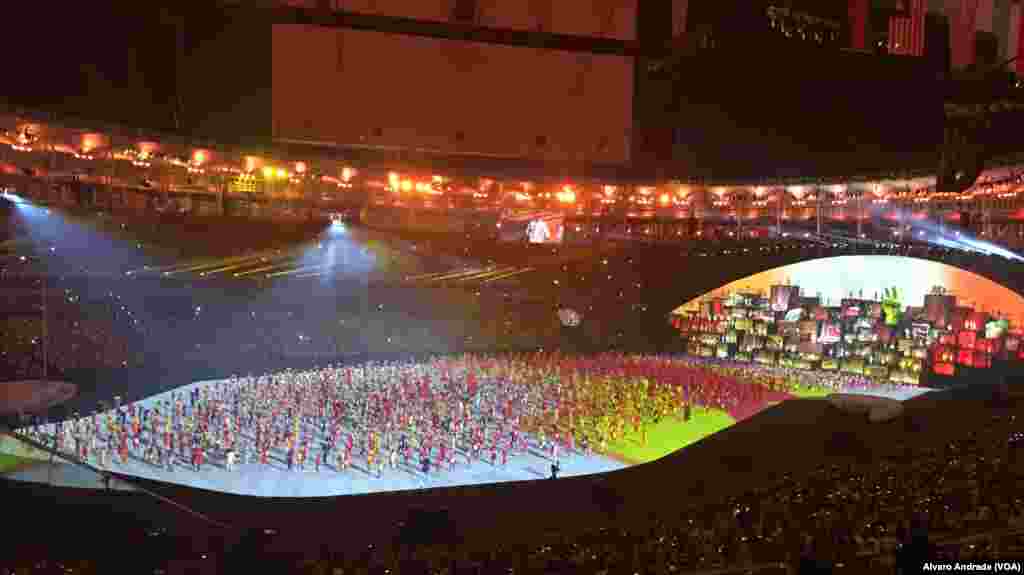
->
[0,377,931,498]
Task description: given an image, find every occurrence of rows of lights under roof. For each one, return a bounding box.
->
[3,119,1024,214]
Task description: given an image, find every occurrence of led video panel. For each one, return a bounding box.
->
[670,256,1024,383]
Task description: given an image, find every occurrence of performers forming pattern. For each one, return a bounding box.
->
[20,353,904,477]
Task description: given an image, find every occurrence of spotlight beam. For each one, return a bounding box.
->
[480,267,535,283]
[200,260,269,276]
[160,255,267,276]
[423,266,503,283]
[233,263,294,278]
[448,267,519,283]
[404,269,461,281]
[267,263,339,278]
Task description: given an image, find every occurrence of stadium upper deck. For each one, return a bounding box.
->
[4,109,1024,250]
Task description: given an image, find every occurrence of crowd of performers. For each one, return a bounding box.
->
[19,353,903,477]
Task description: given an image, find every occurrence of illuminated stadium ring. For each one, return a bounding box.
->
[558,308,581,327]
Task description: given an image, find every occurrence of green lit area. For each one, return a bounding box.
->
[609,406,736,465]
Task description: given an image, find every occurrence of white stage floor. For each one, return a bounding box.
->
[3,378,626,496]
[2,378,933,497]
[836,384,934,402]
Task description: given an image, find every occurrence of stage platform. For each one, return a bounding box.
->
[832,384,934,402]
[2,377,625,496]
[0,378,931,497]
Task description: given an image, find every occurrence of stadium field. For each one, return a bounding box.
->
[0,453,35,473]
[609,407,736,465]
[789,386,833,399]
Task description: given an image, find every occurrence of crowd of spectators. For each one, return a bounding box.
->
[4,351,1022,574]
[3,208,1024,573]
[4,205,1016,392]
[0,306,139,380]
[212,410,1024,573]
[0,271,563,393]
[6,411,1020,574]
[266,407,1017,574]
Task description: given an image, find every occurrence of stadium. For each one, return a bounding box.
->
[2,1,1024,573]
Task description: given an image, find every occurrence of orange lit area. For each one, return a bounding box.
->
[8,123,41,152]
[183,149,211,174]
[381,172,448,197]
[5,115,1024,250]
[75,133,106,159]
[262,166,291,181]
[599,185,617,205]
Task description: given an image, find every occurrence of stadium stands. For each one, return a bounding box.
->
[0,377,1020,573]
[2,179,1024,573]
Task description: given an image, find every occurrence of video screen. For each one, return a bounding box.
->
[784,308,804,322]
[526,218,564,244]
[770,285,796,312]
[669,255,1024,384]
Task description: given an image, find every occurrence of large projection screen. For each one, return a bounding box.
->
[271,25,633,163]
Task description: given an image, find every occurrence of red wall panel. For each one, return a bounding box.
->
[272,24,634,163]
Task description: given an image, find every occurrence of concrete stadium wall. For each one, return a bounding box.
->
[271,24,634,164]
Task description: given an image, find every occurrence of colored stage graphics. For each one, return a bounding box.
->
[0,350,936,497]
[669,256,1024,382]
[0,376,717,496]
[0,353,825,497]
